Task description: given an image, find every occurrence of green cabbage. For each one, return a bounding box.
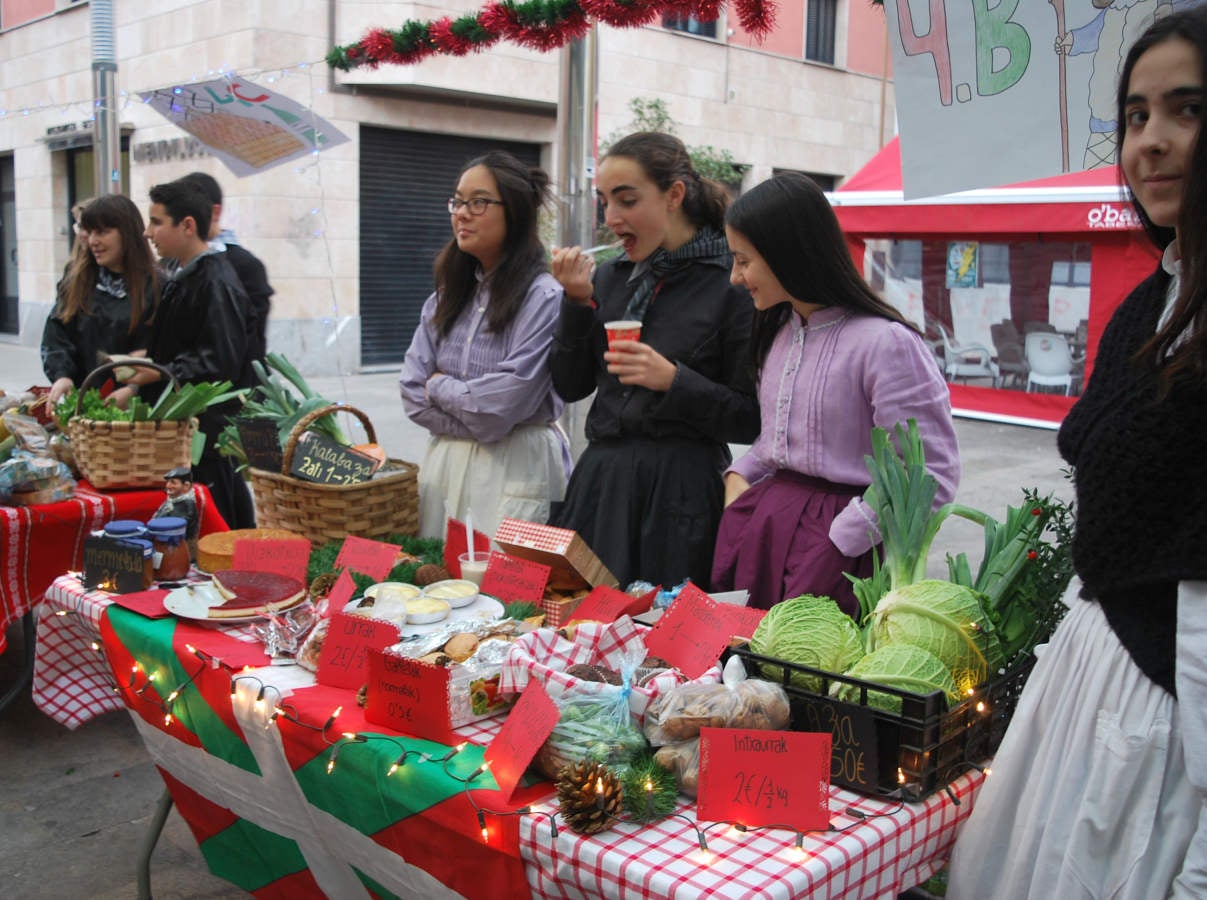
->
[867,579,1005,693]
[830,644,960,712]
[749,594,865,692]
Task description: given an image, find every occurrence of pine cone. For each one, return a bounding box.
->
[555,760,623,835]
[415,563,451,586]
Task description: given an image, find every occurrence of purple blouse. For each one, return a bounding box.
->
[399,272,565,443]
[729,306,961,556]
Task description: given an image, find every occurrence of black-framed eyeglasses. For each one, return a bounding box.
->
[447,197,504,216]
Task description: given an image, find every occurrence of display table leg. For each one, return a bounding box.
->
[137,788,175,900]
[0,612,36,714]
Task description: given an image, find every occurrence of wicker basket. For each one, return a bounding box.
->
[67,361,198,490]
[247,403,419,546]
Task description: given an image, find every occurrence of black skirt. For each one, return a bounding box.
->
[549,437,727,590]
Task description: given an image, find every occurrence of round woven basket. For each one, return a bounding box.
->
[247,403,419,546]
[67,360,197,490]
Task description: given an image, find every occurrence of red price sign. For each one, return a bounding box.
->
[334,535,401,582]
[363,650,454,743]
[479,551,550,604]
[316,612,400,689]
[642,583,731,679]
[232,537,311,583]
[697,728,831,831]
[571,585,654,624]
[718,604,768,641]
[484,679,559,801]
[324,569,357,617]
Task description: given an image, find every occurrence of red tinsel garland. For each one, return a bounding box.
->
[328,0,777,71]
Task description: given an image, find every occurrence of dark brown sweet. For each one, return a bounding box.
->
[414,563,451,586]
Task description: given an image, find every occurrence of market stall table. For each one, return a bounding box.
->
[54,574,985,899]
[1,482,225,713]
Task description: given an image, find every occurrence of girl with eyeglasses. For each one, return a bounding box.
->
[548,131,760,589]
[949,8,1207,896]
[42,194,158,406]
[400,151,570,539]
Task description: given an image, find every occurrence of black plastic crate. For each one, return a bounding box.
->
[728,644,1035,800]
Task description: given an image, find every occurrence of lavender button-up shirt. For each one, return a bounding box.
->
[729,306,960,557]
[399,272,565,444]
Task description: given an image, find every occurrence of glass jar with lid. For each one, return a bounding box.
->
[146,517,190,581]
[103,520,147,541]
[118,537,156,590]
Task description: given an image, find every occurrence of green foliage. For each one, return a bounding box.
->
[601,97,744,187]
[503,601,541,621]
[620,753,679,822]
[305,534,444,586]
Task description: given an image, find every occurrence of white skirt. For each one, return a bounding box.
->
[416,424,569,540]
[948,579,1201,900]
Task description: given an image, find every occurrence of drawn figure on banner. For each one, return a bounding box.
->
[1056,1,1196,169]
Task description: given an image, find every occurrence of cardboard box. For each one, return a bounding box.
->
[493,518,617,626]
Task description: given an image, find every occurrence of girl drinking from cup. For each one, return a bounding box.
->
[948,8,1207,896]
[400,151,570,539]
[710,172,960,614]
[549,131,759,589]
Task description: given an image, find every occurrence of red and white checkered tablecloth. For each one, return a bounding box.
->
[34,573,984,897]
[35,573,259,729]
[1,482,225,653]
[517,771,982,900]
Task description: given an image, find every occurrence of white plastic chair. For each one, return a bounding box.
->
[937,323,999,386]
[1025,332,1075,395]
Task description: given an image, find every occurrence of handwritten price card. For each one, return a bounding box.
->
[334,535,401,582]
[363,650,454,743]
[324,569,357,617]
[479,551,550,603]
[316,612,400,689]
[642,583,731,679]
[289,432,379,485]
[719,604,768,641]
[484,679,559,802]
[571,585,655,624]
[698,728,831,831]
[795,693,880,794]
[232,536,311,582]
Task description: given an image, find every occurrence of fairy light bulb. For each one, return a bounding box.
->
[477,810,488,842]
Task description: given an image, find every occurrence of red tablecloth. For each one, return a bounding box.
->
[0,481,226,653]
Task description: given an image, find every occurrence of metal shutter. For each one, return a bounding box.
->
[359,127,542,367]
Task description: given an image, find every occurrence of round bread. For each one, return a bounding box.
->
[196,528,307,573]
[442,633,480,663]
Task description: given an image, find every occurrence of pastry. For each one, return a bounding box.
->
[207,569,306,618]
[196,527,306,573]
[442,632,480,663]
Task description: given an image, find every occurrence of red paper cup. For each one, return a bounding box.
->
[604,320,642,349]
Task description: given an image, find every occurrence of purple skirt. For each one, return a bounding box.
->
[710,470,876,617]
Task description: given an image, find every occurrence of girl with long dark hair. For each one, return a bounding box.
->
[549,132,760,588]
[400,151,569,538]
[710,172,959,613]
[949,8,1207,896]
[42,194,158,404]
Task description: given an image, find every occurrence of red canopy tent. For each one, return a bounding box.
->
[830,138,1160,427]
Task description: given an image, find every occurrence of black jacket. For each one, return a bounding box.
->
[146,251,256,450]
[41,271,155,385]
[550,255,759,448]
[222,242,273,363]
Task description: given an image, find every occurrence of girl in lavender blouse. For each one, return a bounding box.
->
[399,152,570,539]
[710,173,961,614]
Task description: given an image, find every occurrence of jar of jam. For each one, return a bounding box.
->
[104,520,147,541]
[119,538,156,590]
[146,517,190,581]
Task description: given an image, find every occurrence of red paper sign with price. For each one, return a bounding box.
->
[642,583,731,679]
[718,604,768,641]
[478,551,550,604]
[571,585,656,624]
[232,537,311,582]
[316,612,400,689]
[324,569,357,617]
[484,679,559,801]
[697,727,831,831]
[334,535,401,581]
[363,650,454,743]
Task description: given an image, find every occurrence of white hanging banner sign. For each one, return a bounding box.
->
[883,0,1207,200]
[139,77,349,177]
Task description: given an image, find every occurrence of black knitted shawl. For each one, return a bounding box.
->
[1056,264,1207,696]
